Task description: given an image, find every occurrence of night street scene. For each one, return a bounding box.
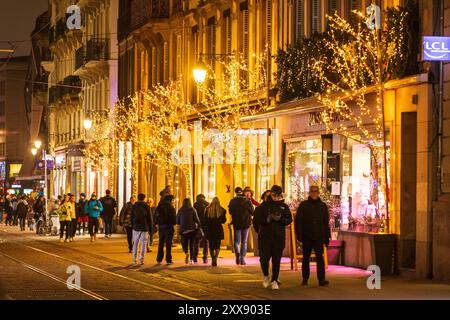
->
[0,0,449,313]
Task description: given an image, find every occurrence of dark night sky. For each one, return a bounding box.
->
[0,0,48,58]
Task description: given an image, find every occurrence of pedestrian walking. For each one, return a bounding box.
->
[131,194,153,265]
[33,193,46,234]
[84,193,103,242]
[0,196,4,223]
[243,187,260,207]
[11,196,18,226]
[253,185,292,290]
[294,185,331,287]
[177,198,201,264]
[27,204,35,231]
[204,197,226,267]
[17,196,28,231]
[57,195,72,243]
[119,196,136,253]
[228,187,254,265]
[155,194,176,265]
[147,198,157,251]
[76,193,88,235]
[193,194,209,264]
[100,190,117,238]
[68,194,76,241]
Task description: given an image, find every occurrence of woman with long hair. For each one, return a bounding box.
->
[204,197,227,266]
[176,198,201,264]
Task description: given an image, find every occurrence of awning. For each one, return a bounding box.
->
[15,175,46,181]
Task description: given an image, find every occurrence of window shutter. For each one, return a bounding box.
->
[311,0,321,34]
[223,9,232,55]
[266,0,272,49]
[295,0,304,41]
[163,41,169,82]
[350,0,362,12]
[329,0,339,15]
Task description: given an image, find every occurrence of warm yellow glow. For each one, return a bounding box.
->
[31,148,38,156]
[34,140,42,149]
[84,118,93,130]
[193,61,207,84]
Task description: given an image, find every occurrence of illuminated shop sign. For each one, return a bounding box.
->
[423,36,450,61]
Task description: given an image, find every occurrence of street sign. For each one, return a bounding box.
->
[36,160,54,170]
[423,36,450,61]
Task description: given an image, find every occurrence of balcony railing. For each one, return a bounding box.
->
[48,86,59,105]
[63,76,82,97]
[118,0,169,40]
[86,38,109,61]
[55,17,66,40]
[75,46,85,70]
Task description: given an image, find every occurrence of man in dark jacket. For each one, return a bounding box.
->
[193,194,209,263]
[33,195,45,234]
[100,190,117,238]
[253,185,292,290]
[131,194,153,265]
[294,185,331,286]
[119,196,136,253]
[228,187,254,265]
[155,194,176,265]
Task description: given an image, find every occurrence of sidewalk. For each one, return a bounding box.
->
[2,226,450,299]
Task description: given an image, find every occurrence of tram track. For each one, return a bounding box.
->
[0,230,269,300]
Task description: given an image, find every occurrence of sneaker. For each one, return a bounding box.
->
[271,281,280,290]
[156,261,162,266]
[166,261,173,265]
[240,260,246,265]
[235,254,240,265]
[301,279,308,286]
[185,253,189,264]
[262,276,271,288]
[190,260,194,265]
[60,238,64,243]
[319,280,330,287]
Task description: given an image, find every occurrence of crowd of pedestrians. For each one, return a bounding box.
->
[1,183,332,290]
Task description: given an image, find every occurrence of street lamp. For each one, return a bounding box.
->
[83,118,93,130]
[193,60,207,84]
[31,139,48,214]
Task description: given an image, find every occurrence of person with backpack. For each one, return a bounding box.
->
[193,194,209,264]
[228,187,254,265]
[76,193,88,235]
[119,195,136,253]
[204,197,227,267]
[58,194,72,243]
[84,193,104,242]
[131,194,153,265]
[177,198,202,264]
[17,196,29,231]
[100,190,117,238]
[253,185,293,290]
[155,194,176,265]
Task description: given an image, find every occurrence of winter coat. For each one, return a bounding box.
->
[76,200,87,218]
[176,207,200,234]
[33,198,45,214]
[131,201,153,232]
[228,195,254,230]
[194,199,209,228]
[17,200,29,218]
[155,199,176,226]
[253,199,292,242]
[84,199,103,218]
[57,203,72,222]
[204,207,227,241]
[119,202,133,228]
[100,195,117,217]
[294,197,331,244]
[67,202,76,219]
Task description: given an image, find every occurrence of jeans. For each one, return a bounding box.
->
[60,220,71,239]
[18,217,26,231]
[259,237,284,282]
[233,227,249,261]
[71,219,77,238]
[181,231,197,262]
[88,217,99,236]
[301,240,326,282]
[132,230,148,263]
[197,237,209,262]
[157,225,174,263]
[103,215,114,235]
[28,219,35,231]
[124,226,133,251]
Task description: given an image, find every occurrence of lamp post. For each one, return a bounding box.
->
[32,140,47,214]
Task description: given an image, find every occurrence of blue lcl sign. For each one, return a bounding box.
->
[423,36,450,61]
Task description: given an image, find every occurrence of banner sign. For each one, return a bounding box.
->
[423,36,450,61]
[36,160,54,170]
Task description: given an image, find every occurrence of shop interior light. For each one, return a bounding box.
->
[34,140,42,149]
[31,148,38,156]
